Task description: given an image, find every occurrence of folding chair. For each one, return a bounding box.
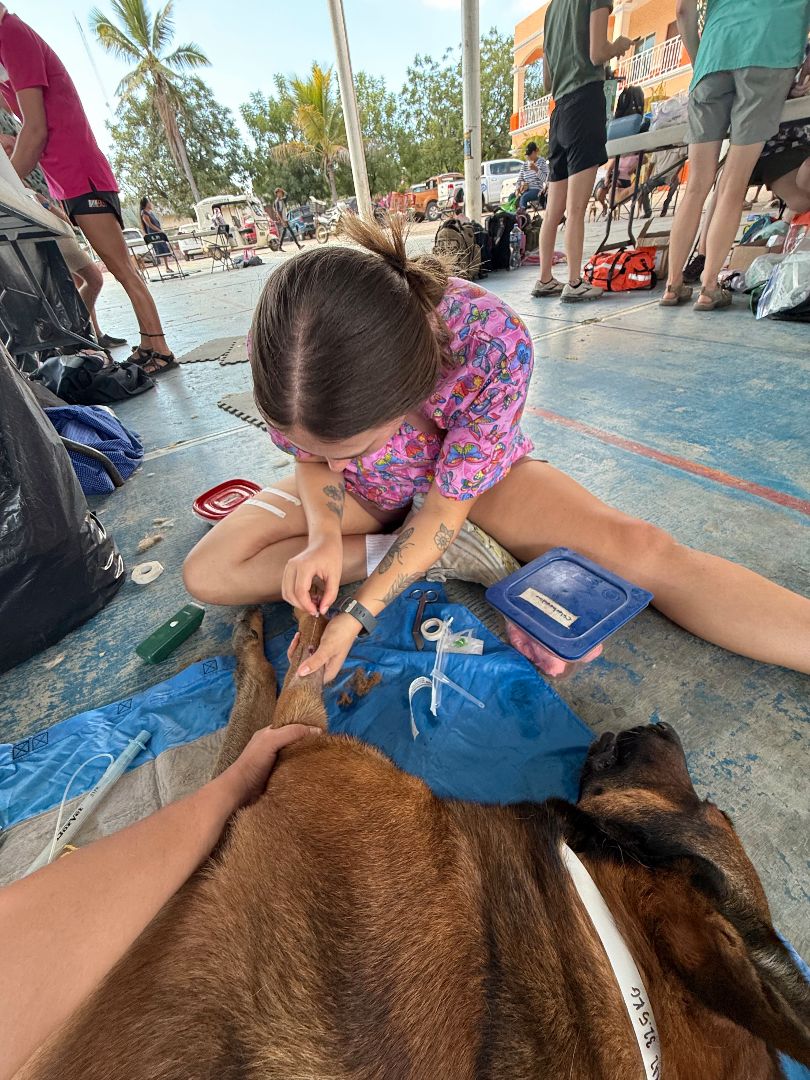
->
[143,232,185,282]
[207,226,236,273]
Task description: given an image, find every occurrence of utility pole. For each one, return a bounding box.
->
[461,0,482,222]
[326,0,373,223]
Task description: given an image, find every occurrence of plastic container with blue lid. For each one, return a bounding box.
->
[486,547,653,662]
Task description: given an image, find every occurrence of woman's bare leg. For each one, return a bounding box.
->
[183,475,384,605]
[699,141,765,296]
[469,461,810,672]
[73,212,171,355]
[538,178,567,283]
[665,141,722,295]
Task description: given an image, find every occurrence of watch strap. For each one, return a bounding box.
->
[338,597,377,636]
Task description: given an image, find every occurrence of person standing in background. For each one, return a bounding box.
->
[272,187,302,251]
[0,130,126,350]
[0,7,176,373]
[532,0,634,302]
[515,141,549,209]
[661,0,810,311]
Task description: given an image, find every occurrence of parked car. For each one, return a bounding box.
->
[123,226,154,265]
[174,223,205,260]
[287,204,315,240]
[407,173,463,222]
[443,159,524,212]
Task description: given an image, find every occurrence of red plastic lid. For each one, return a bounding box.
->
[193,479,261,522]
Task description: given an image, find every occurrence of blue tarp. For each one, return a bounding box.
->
[0,584,592,827]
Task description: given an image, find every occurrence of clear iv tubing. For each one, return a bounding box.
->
[25,730,151,877]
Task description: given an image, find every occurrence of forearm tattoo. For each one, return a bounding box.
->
[376,527,414,574]
[433,522,455,553]
[323,482,345,519]
[376,571,421,607]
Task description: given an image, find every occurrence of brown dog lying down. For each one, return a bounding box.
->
[21,609,810,1080]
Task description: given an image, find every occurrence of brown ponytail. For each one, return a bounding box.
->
[250,214,452,442]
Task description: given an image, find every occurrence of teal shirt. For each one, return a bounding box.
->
[691,0,810,89]
[544,0,613,102]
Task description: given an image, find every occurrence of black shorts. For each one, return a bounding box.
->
[548,80,608,183]
[750,146,810,188]
[63,189,123,229]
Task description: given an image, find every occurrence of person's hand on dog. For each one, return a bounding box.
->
[297,612,359,684]
[282,533,342,616]
[218,724,321,809]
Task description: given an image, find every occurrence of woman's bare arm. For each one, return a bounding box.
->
[0,725,315,1080]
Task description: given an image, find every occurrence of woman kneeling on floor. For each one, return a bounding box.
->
[184,215,810,680]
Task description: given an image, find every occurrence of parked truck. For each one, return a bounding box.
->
[406,173,463,222]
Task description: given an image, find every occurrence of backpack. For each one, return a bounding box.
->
[583,247,657,292]
[470,220,491,275]
[31,350,155,405]
[433,219,481,280]
[487,210,516,271]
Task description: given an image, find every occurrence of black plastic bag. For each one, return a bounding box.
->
[0,345,125,673]
[31,350,155,405]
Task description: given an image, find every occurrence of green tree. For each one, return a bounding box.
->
[108,76,248,215]
[273,64,348,203]
[396,28,514,182]
[354,72,403,196]
[90,0,209,204]
[241,82,328,205]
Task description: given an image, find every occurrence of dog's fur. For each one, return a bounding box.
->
[21,610,810,1079]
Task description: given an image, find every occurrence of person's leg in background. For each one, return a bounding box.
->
[74,211,174,364]
[560,165,600,299]
[519,188,541,210]
[770,167,810,214]
[639,181,653,218]
[662,141,722,301]
[72,261,125,347]
[533,178,568,296]
[695,141,765,306]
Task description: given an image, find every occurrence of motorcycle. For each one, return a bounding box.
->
[315,203,347,244]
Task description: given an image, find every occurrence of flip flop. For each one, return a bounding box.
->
[694,287,732,311]
[659,283,693,306]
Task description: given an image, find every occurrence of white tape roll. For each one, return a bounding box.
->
[420,618,444,642]
[131,560,164,586]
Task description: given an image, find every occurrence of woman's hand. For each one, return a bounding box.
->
[217,724,321,810]
[282,533,343,616]
[298,612,360,683]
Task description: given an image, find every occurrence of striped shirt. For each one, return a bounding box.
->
[517,157,549,190]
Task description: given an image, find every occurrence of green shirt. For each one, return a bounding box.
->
[544,0,613,102]
[691,0,810,89]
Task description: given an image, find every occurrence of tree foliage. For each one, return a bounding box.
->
[91,0,209,203]
[108,76,248,216]
[272,64,348,203]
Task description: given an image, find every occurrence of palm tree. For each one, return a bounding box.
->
[274,64,347,204]
[90,0,209,205]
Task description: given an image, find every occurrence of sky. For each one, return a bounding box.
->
[18,0,537,152]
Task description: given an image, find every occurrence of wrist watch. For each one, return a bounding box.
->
[337,597,377,636]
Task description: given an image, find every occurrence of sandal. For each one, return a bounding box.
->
[138,349,179,376]
[659,283,693,306]
[694,286,732,312]
[129,345,153,364]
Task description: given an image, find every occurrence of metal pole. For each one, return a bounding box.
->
[326,0,373,223]
[461,0,482,222]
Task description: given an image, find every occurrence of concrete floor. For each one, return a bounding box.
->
[2,221,808,951]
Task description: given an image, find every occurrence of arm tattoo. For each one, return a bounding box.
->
[433,522,455,553]
[376,527,414,574]
[323,483,345,519]
[375,571,421,607]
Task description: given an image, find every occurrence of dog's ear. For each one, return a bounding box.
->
[567,798,810,1065]
[651,857,810,1067]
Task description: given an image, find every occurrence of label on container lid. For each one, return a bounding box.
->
[519,587,578,628]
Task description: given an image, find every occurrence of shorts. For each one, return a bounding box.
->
[55,234,93,274]
[687,67,797,146]
[548,80,608,183]
[751,146,810,187]
[63,189,124,228]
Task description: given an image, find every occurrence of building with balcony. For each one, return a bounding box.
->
[511,0,693,148]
